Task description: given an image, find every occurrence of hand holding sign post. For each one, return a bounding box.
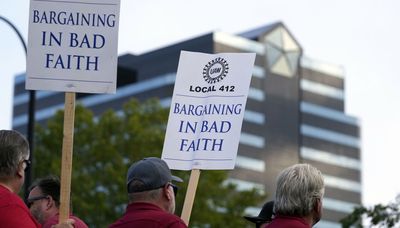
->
[27,0,120,223]
[161,51,256,225]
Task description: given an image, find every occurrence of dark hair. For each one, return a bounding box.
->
[30,176,61,208]
[0,130,29,180]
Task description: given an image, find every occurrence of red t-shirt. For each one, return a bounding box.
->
[109,202,187,228]
[0,185,41,228]
[43,213,88,228]
[266,215,311,228]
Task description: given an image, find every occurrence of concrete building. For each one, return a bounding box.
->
[13,22,361,227]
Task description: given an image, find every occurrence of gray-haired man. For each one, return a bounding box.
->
[0,130,75,228]
[267,163,324,228]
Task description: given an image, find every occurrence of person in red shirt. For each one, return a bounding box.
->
[27,176,88,228]
[109,157,187,228]
[0,130,74,228]
[266,164,325,228]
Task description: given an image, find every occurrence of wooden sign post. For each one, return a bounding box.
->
[181,169,201,225]
[59,92,76,222]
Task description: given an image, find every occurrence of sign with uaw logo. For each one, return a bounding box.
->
[162,51,256,170]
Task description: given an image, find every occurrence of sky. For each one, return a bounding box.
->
[1,0,400,207]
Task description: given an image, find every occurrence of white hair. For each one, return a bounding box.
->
[274,163,324,217]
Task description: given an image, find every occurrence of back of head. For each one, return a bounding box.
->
[30,176,61,208]
[127,157,182,194]
[0,130,29,180]
[126,157,182,203]
[274,163,324,217]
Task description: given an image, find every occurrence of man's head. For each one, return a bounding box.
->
[0,130,30,192]
[126,157,182,213]
[274,163,324,225]
[244,201,274,228]
[27,176,61,224]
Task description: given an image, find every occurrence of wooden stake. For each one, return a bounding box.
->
[59,92,76,223]
[181,169,201,226]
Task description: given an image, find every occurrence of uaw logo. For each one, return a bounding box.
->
[203,57,229,84]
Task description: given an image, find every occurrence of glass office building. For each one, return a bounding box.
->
[13,22,361,227]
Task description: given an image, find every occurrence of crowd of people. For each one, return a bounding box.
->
[0,129,325,227]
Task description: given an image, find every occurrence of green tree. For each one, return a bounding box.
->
[340,195,400,227]
[33,98,265,227]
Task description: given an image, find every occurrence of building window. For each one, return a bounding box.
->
[323,197,359,213]
[214,32,265,55]
[224,178,264,193]
[301,79,344,100]
[324,175,362,193]
[301,124,360,148]
[262,26,301,77]
[301,56,345,78]
[301,147,361,170]
[244,110,265,124]
[301,102,359,125]
[235,155,265,172]
[240,132,265,148]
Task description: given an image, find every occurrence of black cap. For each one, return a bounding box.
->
[127,157,182,193]
[244,201,274,224]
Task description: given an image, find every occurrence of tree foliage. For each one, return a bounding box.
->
[340,195,400,228]
[32,98,265,227]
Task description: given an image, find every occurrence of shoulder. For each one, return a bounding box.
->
[70,215,89,228]
[267,216,311,228]
[0,192,30,213]
[0,188,40,227]
[166,218,187,228]
[43,214,89,228]
[0,187,23,206]
[159,213,187,228]
[109,210,187,228]
[0,200,40,227]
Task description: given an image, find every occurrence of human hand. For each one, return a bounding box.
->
[51,218,75,228]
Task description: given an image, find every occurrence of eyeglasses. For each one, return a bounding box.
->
[22,159,31,170]
[26,195,48,208]
[168,183,178,197]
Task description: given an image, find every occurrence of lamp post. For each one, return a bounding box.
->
[0,15,35,200]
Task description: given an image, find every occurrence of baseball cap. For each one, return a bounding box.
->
[244,201,274,224]
[127,157,182,193]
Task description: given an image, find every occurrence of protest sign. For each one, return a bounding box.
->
[26,0,120,223]
[162,51,256,170]
[161,51,255,225]
[26,0,120,93]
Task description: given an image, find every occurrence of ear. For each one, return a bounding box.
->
[316,198,322,214]
[163,184,173,201]
[312,198,323,224]
[45,195,55,210]
[16,162,25,178]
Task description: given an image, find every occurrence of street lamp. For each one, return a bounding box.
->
[0,15,35,200]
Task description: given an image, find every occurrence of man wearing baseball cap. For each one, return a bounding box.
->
[244,201,274,228]
[109,157,187,228]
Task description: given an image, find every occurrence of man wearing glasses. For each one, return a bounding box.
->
[27,176,88,228]
[0,130,74,227]
[110,157,187,228]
